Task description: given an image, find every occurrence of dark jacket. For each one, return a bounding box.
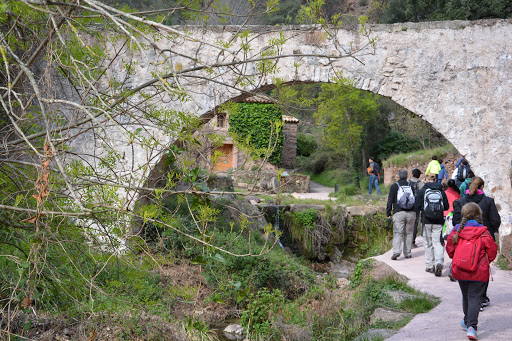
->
[413,181,449,225]
[446,220,497,282]
[453,193,501,236]
[386,179,415,217]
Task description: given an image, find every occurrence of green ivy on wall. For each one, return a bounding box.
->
[229,103,284,165]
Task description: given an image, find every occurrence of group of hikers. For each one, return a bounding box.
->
[369,156,500,340]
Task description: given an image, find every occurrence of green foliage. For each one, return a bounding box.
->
[371,131,423,161]
[229,103,284,165]
[383,143,457,167]
[351,259,375,287]
[240,288,285,337]
[338,184,362,196]
[294,209,318,230]
[379,0,512,24]
[297,133,317,157]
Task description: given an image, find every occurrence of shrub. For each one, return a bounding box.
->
[297,133,317,157]
[372,131,422,161]
[240,288,285,338]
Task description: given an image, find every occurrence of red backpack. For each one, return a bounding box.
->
[452,235,484,272]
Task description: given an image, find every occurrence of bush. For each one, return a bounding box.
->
[372,131,422,161]
[298,150,345,175]
[240,288,285,337]
[297,133,317,157]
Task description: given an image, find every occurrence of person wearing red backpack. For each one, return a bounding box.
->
[446,202,497,341]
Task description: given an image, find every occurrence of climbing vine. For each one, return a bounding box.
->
[229,103,284,165]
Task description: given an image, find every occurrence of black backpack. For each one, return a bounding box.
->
[457,163,471,182]
[409,180,419,197]
[423,188,444,220]
[372,162,380,175]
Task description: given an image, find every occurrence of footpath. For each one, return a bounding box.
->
[374,239,512,341]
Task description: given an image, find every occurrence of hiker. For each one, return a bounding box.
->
[386,169,416,260]
[453,177,500,311]
[446,202,497,341]
[414,173,449,276]
[368,157,381,195]
[459,171,475,198]
[409,168,424,248]
[437,159,449,183]
[456,159,472,187]
[445,179,461,216]
[425,155,441,181]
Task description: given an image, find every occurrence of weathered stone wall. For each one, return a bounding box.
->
[280,122,298,169]
[88,19,512,239]
[233,171,310,193]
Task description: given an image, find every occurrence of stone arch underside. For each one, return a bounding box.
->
[125,20,512,237]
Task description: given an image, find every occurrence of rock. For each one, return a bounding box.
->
[500,234,512,269]
[336,277,350,288]
[63,328,71,335]
[245,195,260,203]
[223,324,245,340]
[369,260,409,282]
[369,307,413,325]
[384,290,417,304]
[224,324,244,334]
[346,206,385,216]
[328,260,356,279]
[289,204,326,212]
[354,328,396,341]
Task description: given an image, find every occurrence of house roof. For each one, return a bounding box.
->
[282,115,299,123]
[242,94,274,104]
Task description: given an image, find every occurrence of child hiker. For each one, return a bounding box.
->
[446,202,497,340]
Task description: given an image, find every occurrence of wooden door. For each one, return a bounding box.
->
[213,144,233,172]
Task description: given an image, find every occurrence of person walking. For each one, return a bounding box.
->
[453,177,500,310]
[437,159,448,183]
[445,179,461,216]
[409,168,424,248]
[446,202,497,341]
[386,169,416,260]
[459,172,475,198]
[425,155,441,181]
[368,157,381,195]
[414,173,449,276]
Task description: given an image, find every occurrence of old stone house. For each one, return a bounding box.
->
[187,95,308,193]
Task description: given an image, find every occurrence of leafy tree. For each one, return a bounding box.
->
[314,76,379,187]
[0,0,377,333]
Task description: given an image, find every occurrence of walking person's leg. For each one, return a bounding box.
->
[423,223,434,272]
[412,211,419,247]
[459,281,470,327]
[374,176,381,194]
[369,174,374,194]
[466,281,486,331]
[403,211,415,257]
[392,211,406,259]
[432,224,444,276]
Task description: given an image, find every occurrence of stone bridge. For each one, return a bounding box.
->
[107,19,512,238]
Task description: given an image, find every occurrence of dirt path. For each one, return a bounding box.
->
[374,239,512,341]
[291,181,334,200]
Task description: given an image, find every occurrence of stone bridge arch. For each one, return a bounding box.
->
[122,19,512,237]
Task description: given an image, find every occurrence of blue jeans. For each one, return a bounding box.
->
[369,174,380,194]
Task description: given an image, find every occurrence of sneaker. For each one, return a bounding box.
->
[405,255,412,259]
[411,243,418,249]
[391,254,400,260]
[479,304,484,312]
[435,263,443,277]
[467,326,478,340]
[425,267,435,273]
[482,296,490,306]
[461,319,467,330]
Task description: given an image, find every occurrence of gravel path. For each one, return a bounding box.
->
[291,181,335,200]
[374,239,512,341]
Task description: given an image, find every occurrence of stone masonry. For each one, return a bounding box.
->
[82,19,512,240]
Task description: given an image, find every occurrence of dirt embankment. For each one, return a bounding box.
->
[383,153,463,186]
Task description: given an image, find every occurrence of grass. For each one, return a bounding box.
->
[383,143,458,168]
[308,168,353,188]
[495,254,511,270]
